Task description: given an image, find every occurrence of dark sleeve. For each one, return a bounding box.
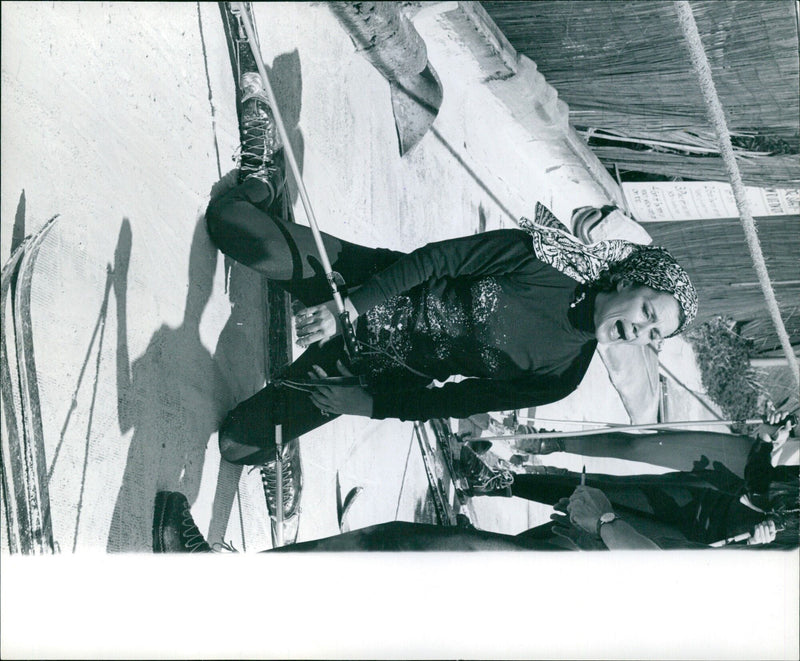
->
[349,229,543,313]
[743,441,797,513]
[681,491,765,544]
[743,439,774,494]
[371,343,596,421]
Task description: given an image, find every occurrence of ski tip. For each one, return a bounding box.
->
[338,486,363,531]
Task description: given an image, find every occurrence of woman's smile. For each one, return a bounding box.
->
[594,281,681,347]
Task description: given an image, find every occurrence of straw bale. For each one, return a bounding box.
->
[483,1,800,181]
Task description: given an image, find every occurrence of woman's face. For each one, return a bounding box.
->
[593,281,681,348]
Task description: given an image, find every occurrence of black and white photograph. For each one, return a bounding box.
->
[1,1,799,658]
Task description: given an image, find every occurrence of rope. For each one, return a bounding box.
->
[674,1,800,390]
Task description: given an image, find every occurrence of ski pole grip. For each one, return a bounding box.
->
[339,311,360,360]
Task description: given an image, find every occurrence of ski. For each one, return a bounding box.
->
[0,215,58,554]
[413,421,457,526]
[1,240,28,553]
[335,472,363,534]
[429,418,479,525]
[430,419,474,506]
[218,1,261,126]
[219,1,301,548]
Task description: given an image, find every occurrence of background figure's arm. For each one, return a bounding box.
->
[598,519,660,550]
[567,485,660,550]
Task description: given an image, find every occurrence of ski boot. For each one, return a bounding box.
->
[227,3,285,205]
[459,445,514,497]
[153,491,213,553]
[259,438,303,545]
[236,71,285,207]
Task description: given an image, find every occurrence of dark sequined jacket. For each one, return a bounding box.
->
[347,229,598,420]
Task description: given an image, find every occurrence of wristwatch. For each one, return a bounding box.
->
[596,512,620,538]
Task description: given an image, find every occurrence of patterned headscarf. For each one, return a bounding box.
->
[519,203,698,335]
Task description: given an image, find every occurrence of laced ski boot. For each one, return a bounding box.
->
[237,71,285,209]
[459,445,514,497]
[153,491,212,553]
[259,438,303,544]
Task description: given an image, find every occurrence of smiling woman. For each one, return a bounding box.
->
[522,216,697,347]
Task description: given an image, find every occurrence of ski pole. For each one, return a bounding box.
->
[511,408,799,435]
[232,2,360,359]
[273,424,284,547]
[709,522,786,547]
[517,416,657,428]
[709,532,751,547]
[471,418,765,443]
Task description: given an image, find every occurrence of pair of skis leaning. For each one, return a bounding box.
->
[1,216,58,554]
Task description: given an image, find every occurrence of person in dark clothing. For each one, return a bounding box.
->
[461,417,799,549]
[152,486,658,552]
[205,73,698,467]
[150,420,795,553]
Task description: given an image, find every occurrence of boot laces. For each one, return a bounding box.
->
[237,77,282,185]
[180,506,211,552]
[260,449,299,517]
[461,446,513,492]
[478,468,514,492]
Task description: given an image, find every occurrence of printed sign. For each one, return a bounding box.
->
[621,182,799,222]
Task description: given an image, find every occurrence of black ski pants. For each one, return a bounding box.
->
[205,178,405,464]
